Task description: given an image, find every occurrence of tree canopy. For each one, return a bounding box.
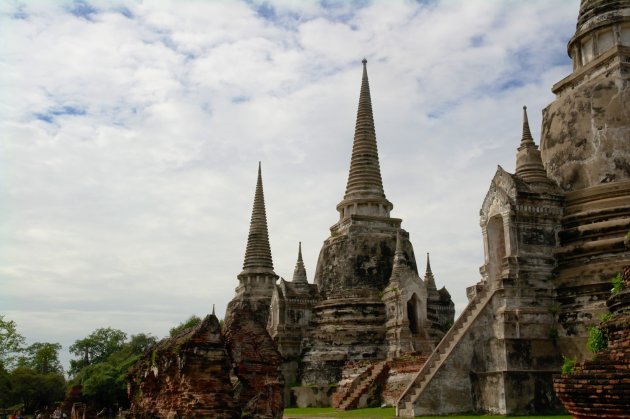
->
[70,331,157,411]
[0,316,66,413]
[0,315,206,413]
[69,327,127,376]
[0,315,26,370]
[18,342,63,374]
[169,315,202,337]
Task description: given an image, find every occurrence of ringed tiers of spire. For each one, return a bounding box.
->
[425,253,436,290]
[292,242,308,284]
[392,230,408,277]
[336,59,393,221]
[515,106,552,185]
[239,162,277,279]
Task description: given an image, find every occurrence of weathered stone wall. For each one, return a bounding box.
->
[302,230,417,385]
[409,288,562,416]
[300,294,387,385]
[411,296,493,416]
[127,314,238,419]
[553,181,630,358]
[314,230,416,296]
[267,279,319,405]
[541,70,630,192]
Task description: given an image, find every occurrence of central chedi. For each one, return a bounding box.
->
[299,60,452,385]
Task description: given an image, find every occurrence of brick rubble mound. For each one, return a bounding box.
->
[553,267,630,418]
[127,314,239,418]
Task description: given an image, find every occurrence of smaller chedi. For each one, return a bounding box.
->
[127,304,284,419]
[127,312,238,419]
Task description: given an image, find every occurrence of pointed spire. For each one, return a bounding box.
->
[343,59,388,201]
[425,253,436,290]
[392,230,407,277]
[335,59,393,222]
[292,242,308,284]
[519,106,535,149]
[212,304,215,316]
[240,162,275,276]
[514,106,552,185]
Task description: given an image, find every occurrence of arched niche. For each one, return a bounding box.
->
[407,292,424,336]
[486,215,507,283]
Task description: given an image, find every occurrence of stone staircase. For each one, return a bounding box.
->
[396,284,496,417]
[332,360,389,411]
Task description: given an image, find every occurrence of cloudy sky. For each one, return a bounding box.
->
[1,0,580,369]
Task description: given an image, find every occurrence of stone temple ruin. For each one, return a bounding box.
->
[396,0,630,415]
[224,57,456,410]
[128,0,629,416]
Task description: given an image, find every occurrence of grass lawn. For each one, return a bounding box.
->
[283,407,571,419]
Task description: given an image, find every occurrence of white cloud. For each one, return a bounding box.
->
[0,0,581,368]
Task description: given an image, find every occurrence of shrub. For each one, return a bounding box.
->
[599,312,613,322]
[587,326,607,353]
[611,273,625,295]
[561,355,576,374]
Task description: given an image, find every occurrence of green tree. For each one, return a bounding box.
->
[69,331,155,411]
[0,316,26,370]
[126,333,157,355]
[69,328,127,376]
[18,342,63,374]
[77,362,122,409]
[9,367,65,413]
[169,315,202,337]
[0,363,10,408]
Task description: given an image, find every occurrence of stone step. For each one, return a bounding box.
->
[396,285,496,412]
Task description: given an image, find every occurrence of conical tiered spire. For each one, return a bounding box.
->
[392,230,408,277]
[344,58,386,200]
[240,162,275,277]
[424,253,436,290]
[515,106,551,185]
[292,242,308,284]
[336,59,393,221]
[519,106,535,149]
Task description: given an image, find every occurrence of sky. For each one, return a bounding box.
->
[1,0,580,370]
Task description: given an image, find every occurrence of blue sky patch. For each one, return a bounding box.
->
[34,106,87,123]
[499,79,524,91]
[67,1,98,20]
[256,3,276,21]
[12,6,28,20]
[414,0,437,5]
[232,95,250,104]
[34,113,54,123]
[470,34,484,47]
[117,6,133,19]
